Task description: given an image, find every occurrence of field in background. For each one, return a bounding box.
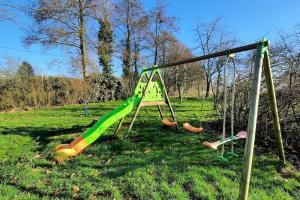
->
[0,99,299,199]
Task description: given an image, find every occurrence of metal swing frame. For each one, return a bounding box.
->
[114,68,179,135]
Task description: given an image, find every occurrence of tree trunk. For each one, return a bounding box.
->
[126,33,132,92]
[154,44,158,65]
[288,71,297,120]
[205,78,211,99]
[79,0,88,80]
[214,69,221,109]
[123,28,131,77]
[198,81,200,99]
[133,40,139,85]
[153,20,159,65]
[121,16,132,93]
[178,84,182,103]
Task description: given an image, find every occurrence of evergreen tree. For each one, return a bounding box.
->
[113,0,147,92]
[98,16,113,76]
[17,61,35,78]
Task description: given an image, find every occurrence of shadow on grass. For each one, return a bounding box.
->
[2,179,69,199]
[0,119,98,145]
[71,120,242,179]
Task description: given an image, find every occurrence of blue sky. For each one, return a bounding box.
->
[0,0,300,77]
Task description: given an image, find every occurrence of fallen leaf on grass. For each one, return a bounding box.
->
[34,153,42,159]
[144,148,151,154]
[43,179,52,186]
[105,158,112,165]
[123,150,134,155]
[9,179,17,184]
[53,190,60,196]
[73,185,80,193]
[70,173,76,180]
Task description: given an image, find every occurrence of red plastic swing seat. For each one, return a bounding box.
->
[161,118,177,127]
[183,123,204,134]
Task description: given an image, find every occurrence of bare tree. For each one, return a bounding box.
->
[194,18,235,98]
[113,0,147,91]
[0,2,16,22]
[273,29,300,120]
[24,0,100,80]
[147,0,177,65]
[131,15,148,84]
[161,34,203,101]
[0,56,21,78]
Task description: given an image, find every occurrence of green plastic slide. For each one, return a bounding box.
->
[55,69,165,162]
[83,96,141,145]
[55,96,141,161]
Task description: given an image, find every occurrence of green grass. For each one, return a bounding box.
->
[0,98,299,199]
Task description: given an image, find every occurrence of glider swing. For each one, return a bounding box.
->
[161,64,204,132]
[161,118,177,127]
[182,65,205,134]
[202,53,247,159]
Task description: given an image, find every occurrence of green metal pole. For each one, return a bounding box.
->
[263,50,286,163]
[238,41,264,200]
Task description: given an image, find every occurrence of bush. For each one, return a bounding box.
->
[88,73,128,102]
[0,78,14,110]
[17,61,35,78]
[221,74,300,168]
[0,73,128,111]
[67,78,91,104]
[44,77,70,106]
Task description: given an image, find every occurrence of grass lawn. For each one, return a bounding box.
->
[0,98,299,199]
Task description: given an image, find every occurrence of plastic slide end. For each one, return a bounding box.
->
[183,123,204,134]
[55,144,70,151]
[54,146,78,163]
[161,118,177,127]
[54,152,70,163]
[54,136,89,163]
[236,131,247,139]
[202,141,219,150]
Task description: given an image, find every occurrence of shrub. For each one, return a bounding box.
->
[88,73,127,102]
[0,73,128,111]
[67,78,91,104]
[44,77,70,106]
[17,61,35,78]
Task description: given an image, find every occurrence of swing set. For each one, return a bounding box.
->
[55,38,285,200]
[139,38,285,200]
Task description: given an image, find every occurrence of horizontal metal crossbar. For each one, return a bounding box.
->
[145,40,269,71]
